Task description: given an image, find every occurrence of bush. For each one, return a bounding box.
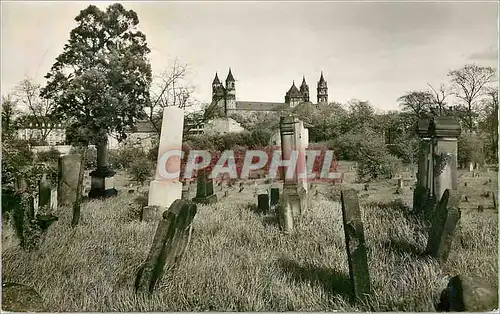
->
[36,147,61,163]
[69,146,97,170]
[109,145,146,170]
[458,132,486,167]
[128,157,153,185]
[1,139,35,187]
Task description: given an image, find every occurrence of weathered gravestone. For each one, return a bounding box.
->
[181,183,191,200]
[148,107,184,209]
[270,187,280,213]
[277,193,294,233]
[57,154,81,206]
[135,199,197,294]
[340,188,371,300]
[38,173,57,212]
[437,275,498,311]
[1,282,46,312]
[192,169,217,204]
[257,192,270,215]
[425,189,461,264]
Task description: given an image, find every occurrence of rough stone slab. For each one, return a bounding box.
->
[425,189,461,264]
[135,199,197,294]
[438,275,498,311]
[278,193,293,233]
[1,282,46,312]
[141,205,161,222]
[57,154,81,206]
[340,188,371,299]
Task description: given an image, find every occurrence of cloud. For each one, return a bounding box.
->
[468,45,498,61]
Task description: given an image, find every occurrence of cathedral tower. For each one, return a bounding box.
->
[299,76,310,102]
[225,68,236,111]
[317,72,328,104]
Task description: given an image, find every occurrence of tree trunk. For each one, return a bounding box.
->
[71,145,88,228]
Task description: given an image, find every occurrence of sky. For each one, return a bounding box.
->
[1,0,498,112]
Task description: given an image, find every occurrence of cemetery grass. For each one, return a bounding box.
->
[2,168,498,311]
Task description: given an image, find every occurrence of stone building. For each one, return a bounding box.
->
[204,69,329,134]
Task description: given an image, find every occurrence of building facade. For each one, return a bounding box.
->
[205,69,329,119]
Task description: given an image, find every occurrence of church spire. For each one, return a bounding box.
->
[226,67,235,82]
[213,72,221,85]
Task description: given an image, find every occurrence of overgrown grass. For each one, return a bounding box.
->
[2,178,497,311]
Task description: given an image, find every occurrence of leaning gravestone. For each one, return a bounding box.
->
[135,199,197,294]
[2,282,46,312]
[340,188,371,300]
[277,193,294,233]
[57,154,81,206]
[192,169,217,204]
[425,189,461,264]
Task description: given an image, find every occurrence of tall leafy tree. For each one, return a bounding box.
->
[41,3,152,226]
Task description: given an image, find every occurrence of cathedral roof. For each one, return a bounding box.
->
[286,81,301,96]
[318,71,326,85]
[226,68,235,82]
[235,101,286,111]
[212,73,221,85]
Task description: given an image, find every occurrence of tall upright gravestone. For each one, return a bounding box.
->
[414,116,461,216]
[148,107,184,209]
[58,154,81,206]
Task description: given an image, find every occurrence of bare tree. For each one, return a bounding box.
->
[427,83,450,116]
[147,59,197,133]
[448,64,496,131]
[14,78,56,142]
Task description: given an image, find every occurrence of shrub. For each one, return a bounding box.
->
[128,157,153,185]
[458,132,486,167]
[109,145,145,170]
[69,146,97,170]
[1,139,35,187]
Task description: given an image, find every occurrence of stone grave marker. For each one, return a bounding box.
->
[1,282,46,312]
[192,169,217,204]
[181,183,190,200]
[148,107,184,209]
[270,187,280,213]
[437,275,498,311]
[135,199,197,294]
[38,173,55,212]
[425,189,461,264]
[57,154,81,206]
[277,193,294,233]
[340,188,371,300]
[257,192,270,215]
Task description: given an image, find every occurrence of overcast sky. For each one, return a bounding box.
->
[1,1,498,111]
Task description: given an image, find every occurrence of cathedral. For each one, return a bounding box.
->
[204,68,329,118]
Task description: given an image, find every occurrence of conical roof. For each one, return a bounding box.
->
[318,71,326,84]
[286,81,300,96]
[213,73,221,85]
[226,68,235,82]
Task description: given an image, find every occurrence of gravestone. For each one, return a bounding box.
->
[148,107,184,209]
[425,189,461,264]
[432,116,461,203]
[38,173,57,212]
[89,138,118,198]
[270,187,280,213]
[257,192,270,215]
[181,183,190,200]
[277,193,294,233]
[57,154,81,206]
[437,275,498,311]
[1,282,46,312]
[413,118,433,214]
[135,199,197,294]
[340,188,371,299]
[141,205,160,222]
[192,169,217,204]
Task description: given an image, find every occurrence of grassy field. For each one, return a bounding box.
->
[1,162,498,311]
